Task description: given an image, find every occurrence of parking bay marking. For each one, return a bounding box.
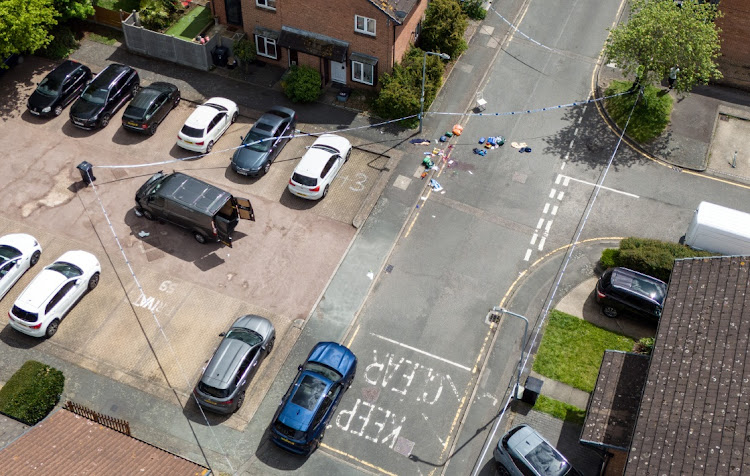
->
[370,333,472,372]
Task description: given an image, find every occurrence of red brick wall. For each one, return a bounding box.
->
[716,0,750,90]
[236,0,427,88]
[212,0,226,25]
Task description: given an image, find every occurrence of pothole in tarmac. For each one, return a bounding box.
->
[21,169,77,217]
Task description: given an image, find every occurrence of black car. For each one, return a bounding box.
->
[27,60,92,117]
[121,82,180,135]
[595,267,667,321]
[70,63,140,130]
[231,106,297,177]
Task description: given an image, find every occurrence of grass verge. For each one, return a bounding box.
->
[604,80,673,143]
[534,395,586,426]
[165,5,212,40]
[532,310,635,393]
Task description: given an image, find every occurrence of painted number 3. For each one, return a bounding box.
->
[341,173,367,192]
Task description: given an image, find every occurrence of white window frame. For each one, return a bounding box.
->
[354,15,376,36]
[255,35,278,59]
[256,0,276,10]
[351,60,374,86]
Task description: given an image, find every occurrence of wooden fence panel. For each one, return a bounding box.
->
[92,6,125,30]
[64,400,131,436]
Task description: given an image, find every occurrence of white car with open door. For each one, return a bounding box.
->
[0,234,42,301]
[8,250,101,338]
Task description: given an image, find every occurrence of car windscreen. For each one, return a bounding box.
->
[36,75,64,97]
[292,173,317,187]
[303,361,343,382]
[81,87,109,105]
[291,375,328,411]
[181,125,204,137]
[225,328,263,346]
[243,130,273,152]
[522,440,570,476]
[0,245,22,261]
[47,261,83,278]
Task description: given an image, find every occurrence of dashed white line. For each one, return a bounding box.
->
[370,333,472,371]
[573,128,579,136]
[557,191,565,200]
[536,218,544,229]
[578,115,584,124]
[543,203,550,214]
[568,139,575,149]
[551,205,558,215]
[530,233,538,245]
[563,176,570,186]
[538,236,546,250]
[560,162,566,170]
[524,249,532,261]
[555,174,562,185]
[549,189,556,198]
[545,220,553,232]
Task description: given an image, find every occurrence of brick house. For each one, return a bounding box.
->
[211,0,427,89]
[715,0,750,90]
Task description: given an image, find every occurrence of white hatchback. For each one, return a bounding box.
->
[8,250,101,338]
[288,134,352,200]
[176,97,238,154]
[0,234,42,301]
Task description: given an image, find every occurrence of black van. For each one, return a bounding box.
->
[595,267,667,321]
[134,171,254,247]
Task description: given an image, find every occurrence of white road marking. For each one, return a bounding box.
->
[573,128,579,136]
[557,191,565,200]
[538,236,546,250]
[560,162,566,170]
[530,233,538,245]
[370,333,471,372]
[545,220,553,232]
[555,175,562,185]
[524,249,532,261]
[551,205,558,215]
[568,139,575,149]
[536,218,544,229]
[549,189,556,198]
[563,176,570,186]
[543,203,550,214]
[559,175,640,198]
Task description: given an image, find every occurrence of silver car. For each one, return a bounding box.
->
[193,315,275,414]
[494,424,582,476]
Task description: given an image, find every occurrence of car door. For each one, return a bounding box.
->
[215,111,230,138]
[45,281,77,321]
[206,114,221,142]
[153,93,169,124]
[0,259,20,298]
[318,383,343,430]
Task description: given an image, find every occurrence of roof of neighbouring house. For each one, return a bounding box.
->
[0,408,209,475]
[580,350,650,451]
[625,256,750,475]
[367,0,420,24]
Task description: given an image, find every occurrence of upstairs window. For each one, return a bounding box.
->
[256,0,276,10]
[355,15,376,36]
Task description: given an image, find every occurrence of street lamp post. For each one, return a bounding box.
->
[419,51,451,134]
[492,307,529,399]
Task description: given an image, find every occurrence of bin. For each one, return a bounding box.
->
[212,45,229,67]
[521,376,543,405]
[77,161,95,184]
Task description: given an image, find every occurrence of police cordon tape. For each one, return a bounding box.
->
[490,4,553,51]
[92,90,631,170]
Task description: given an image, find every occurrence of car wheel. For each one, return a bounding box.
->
[45,319,60,338]
[100,114,111,128]
[496,463,511,476]
[131,84,139,97]
[194,232,208,244]
[88,272,100,291]
[262,161,271,175]
[266,336,275,354]
[143,209,155,221]
[173,95,181,107]
[602,305,618,318]
[30,250,41,267]
[231,111,238,123]
[205,141,214,153]
[234,391,245,412]
[321,185,330,199]
[149,123,158,136]
[53,105,63,116]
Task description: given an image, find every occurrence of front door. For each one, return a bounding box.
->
[289,50,298,67]
[330,60,346,84]
[225,0,243,26]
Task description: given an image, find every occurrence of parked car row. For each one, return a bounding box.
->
[1,233,100,339]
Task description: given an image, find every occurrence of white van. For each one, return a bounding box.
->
[684,201,750,255]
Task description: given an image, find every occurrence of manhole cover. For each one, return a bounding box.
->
[393,436,415,456]
[362,386,380,403]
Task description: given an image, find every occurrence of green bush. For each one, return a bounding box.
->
[419,0,468,60]
[604,80,673,143]
[599,237,715,282]
[139,1,172,30]
[0,361,65,425]
[634,337,655,355]
[39,25,80,60]
[282,65,321,103]
[232,37,256,65]
[461,0,487,20]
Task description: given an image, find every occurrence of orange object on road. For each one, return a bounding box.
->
[452,124,463,136]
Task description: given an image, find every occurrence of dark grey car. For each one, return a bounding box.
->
[193,315,275,414]
[231,106,296,177]
[595,267,666,321]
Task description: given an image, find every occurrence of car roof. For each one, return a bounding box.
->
[278,371,331,431]
[147,81,177,93]
[184,99,232,128]
[506,425,571,476]
[91,63,135,87]
[15,268,67,311]
[57,250,99,270]
[307,342,356,377]
[200,338,251,390]
[0,233,38,252]
[293,135,349,178]
[160,173,230,215]
[610,267,667,303]
[47,60,86,80]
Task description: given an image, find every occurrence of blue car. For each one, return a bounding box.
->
[270,342,357,455]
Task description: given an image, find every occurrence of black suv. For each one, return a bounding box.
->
[595,267,667,321]
[70,63,139,129]
[27,60,92,117]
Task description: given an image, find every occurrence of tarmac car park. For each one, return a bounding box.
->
[0,57,388,431]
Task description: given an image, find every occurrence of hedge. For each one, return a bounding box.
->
[0,361,65,425]
[600,237,716,282]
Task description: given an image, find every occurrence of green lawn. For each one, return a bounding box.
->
[534,395,586,426]
[604,80,673,143]
[532,310,635,393]
[165,5,212,40]
[94,0,140,11]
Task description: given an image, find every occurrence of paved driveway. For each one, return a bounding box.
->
[0,57,386,430]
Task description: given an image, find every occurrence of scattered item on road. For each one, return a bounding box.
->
[524,147,532,153]
[439,135,448,142]
[452,124,463,136]
[422,157,434,168]
[511,141,528,149]
[473,148,487,156]
[479,137,485,144]
[476,91,487,112]
[444,131,453,138]
[138,231,150,237]
[429,179,443,192]
[410,138,431,145]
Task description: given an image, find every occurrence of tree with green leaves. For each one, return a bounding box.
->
[604,0,722,93]
[52,0,94,21]
[0,0,59,63]
[419,0,468,60]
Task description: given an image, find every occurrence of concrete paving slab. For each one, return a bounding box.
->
[530,370,590,409]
